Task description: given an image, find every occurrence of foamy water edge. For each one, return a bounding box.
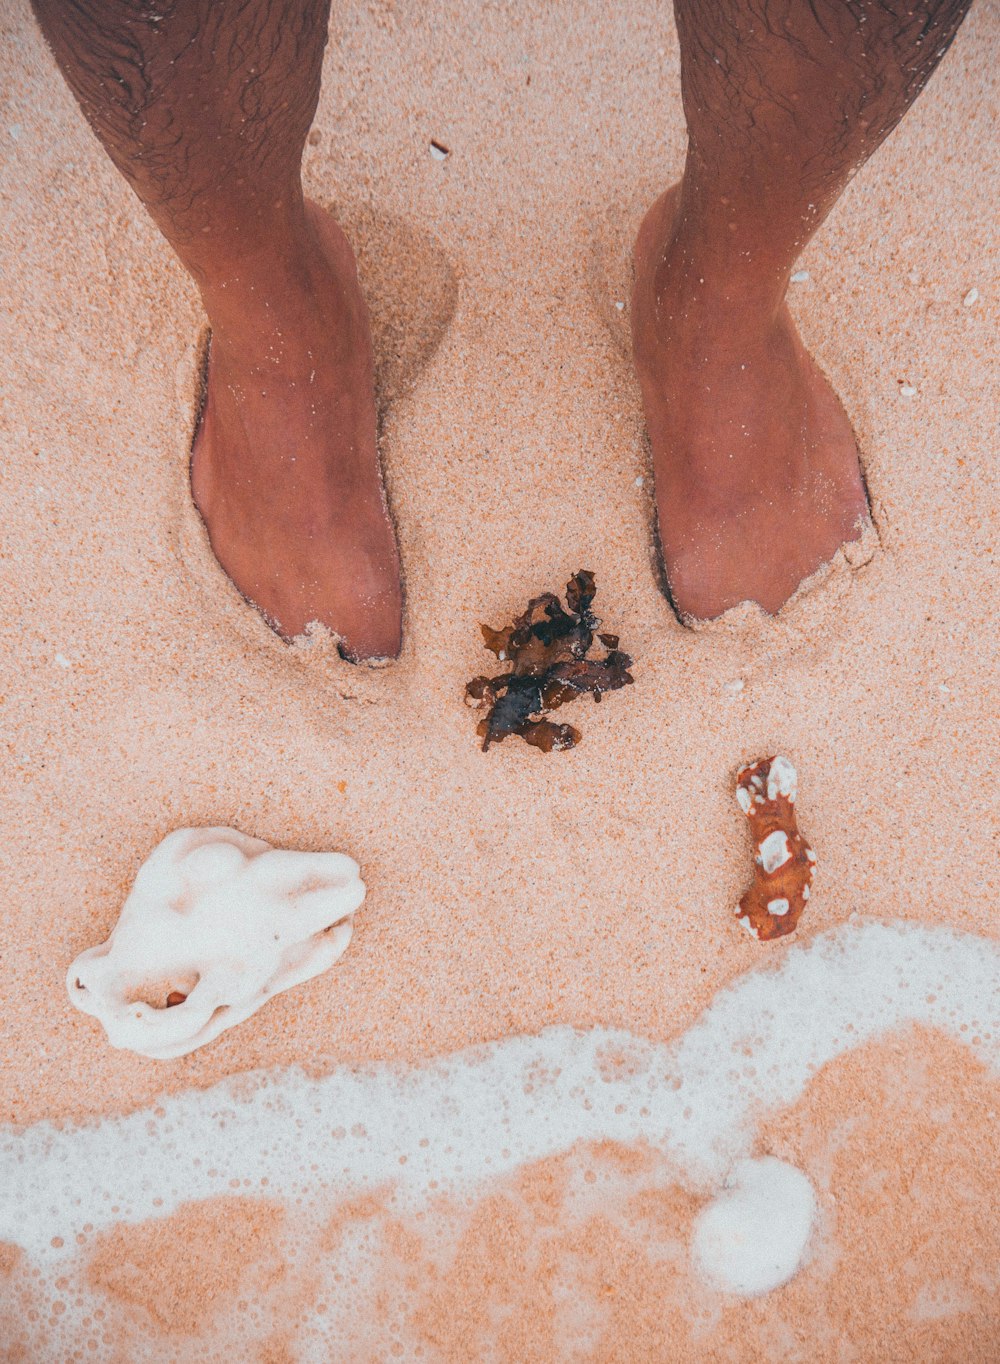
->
[3,918,997,1266]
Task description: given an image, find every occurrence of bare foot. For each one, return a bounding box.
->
[190,201,402,660]
[631,186,870,621]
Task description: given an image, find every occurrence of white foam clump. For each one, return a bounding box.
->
[692,1157,816,1295]
[66,828,365,1060]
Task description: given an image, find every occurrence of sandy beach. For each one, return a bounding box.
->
[1,0,998,1356]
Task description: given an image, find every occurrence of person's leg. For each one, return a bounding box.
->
[632,0,971,620]
[31,0,402,660]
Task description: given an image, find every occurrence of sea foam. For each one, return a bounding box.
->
[2,918,998,1353]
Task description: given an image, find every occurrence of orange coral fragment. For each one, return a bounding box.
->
[735,755,815,942]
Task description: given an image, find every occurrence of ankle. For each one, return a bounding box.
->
[199,256,327,336]
[193,200,358,337]
[651,254,785,345]
[650,175,809,324]
[201,265,364,380]
[640,259,791,371]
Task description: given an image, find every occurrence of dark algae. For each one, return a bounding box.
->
[466,571,635,752]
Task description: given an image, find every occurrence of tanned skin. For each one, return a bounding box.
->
[632,0,971,618]
[32,0,401,660]
[32,0,972,643]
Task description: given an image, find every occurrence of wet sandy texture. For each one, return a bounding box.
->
[86,1197,288,1335]
[1,1031,997,1358]
[0,0,998,1354]
[372,1032,1000,1361]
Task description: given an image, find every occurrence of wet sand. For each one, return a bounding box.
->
[0,0,998,1356]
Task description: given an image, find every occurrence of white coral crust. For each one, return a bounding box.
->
[67,828,364,1059]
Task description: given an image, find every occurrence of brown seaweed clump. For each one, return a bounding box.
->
[466,571,634,752]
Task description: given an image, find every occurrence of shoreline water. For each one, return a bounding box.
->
[4,919,1000,1354]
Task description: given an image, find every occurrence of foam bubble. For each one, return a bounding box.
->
[692,1157,816,1295]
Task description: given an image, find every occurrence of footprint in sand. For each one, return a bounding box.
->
[334,201,459,415]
